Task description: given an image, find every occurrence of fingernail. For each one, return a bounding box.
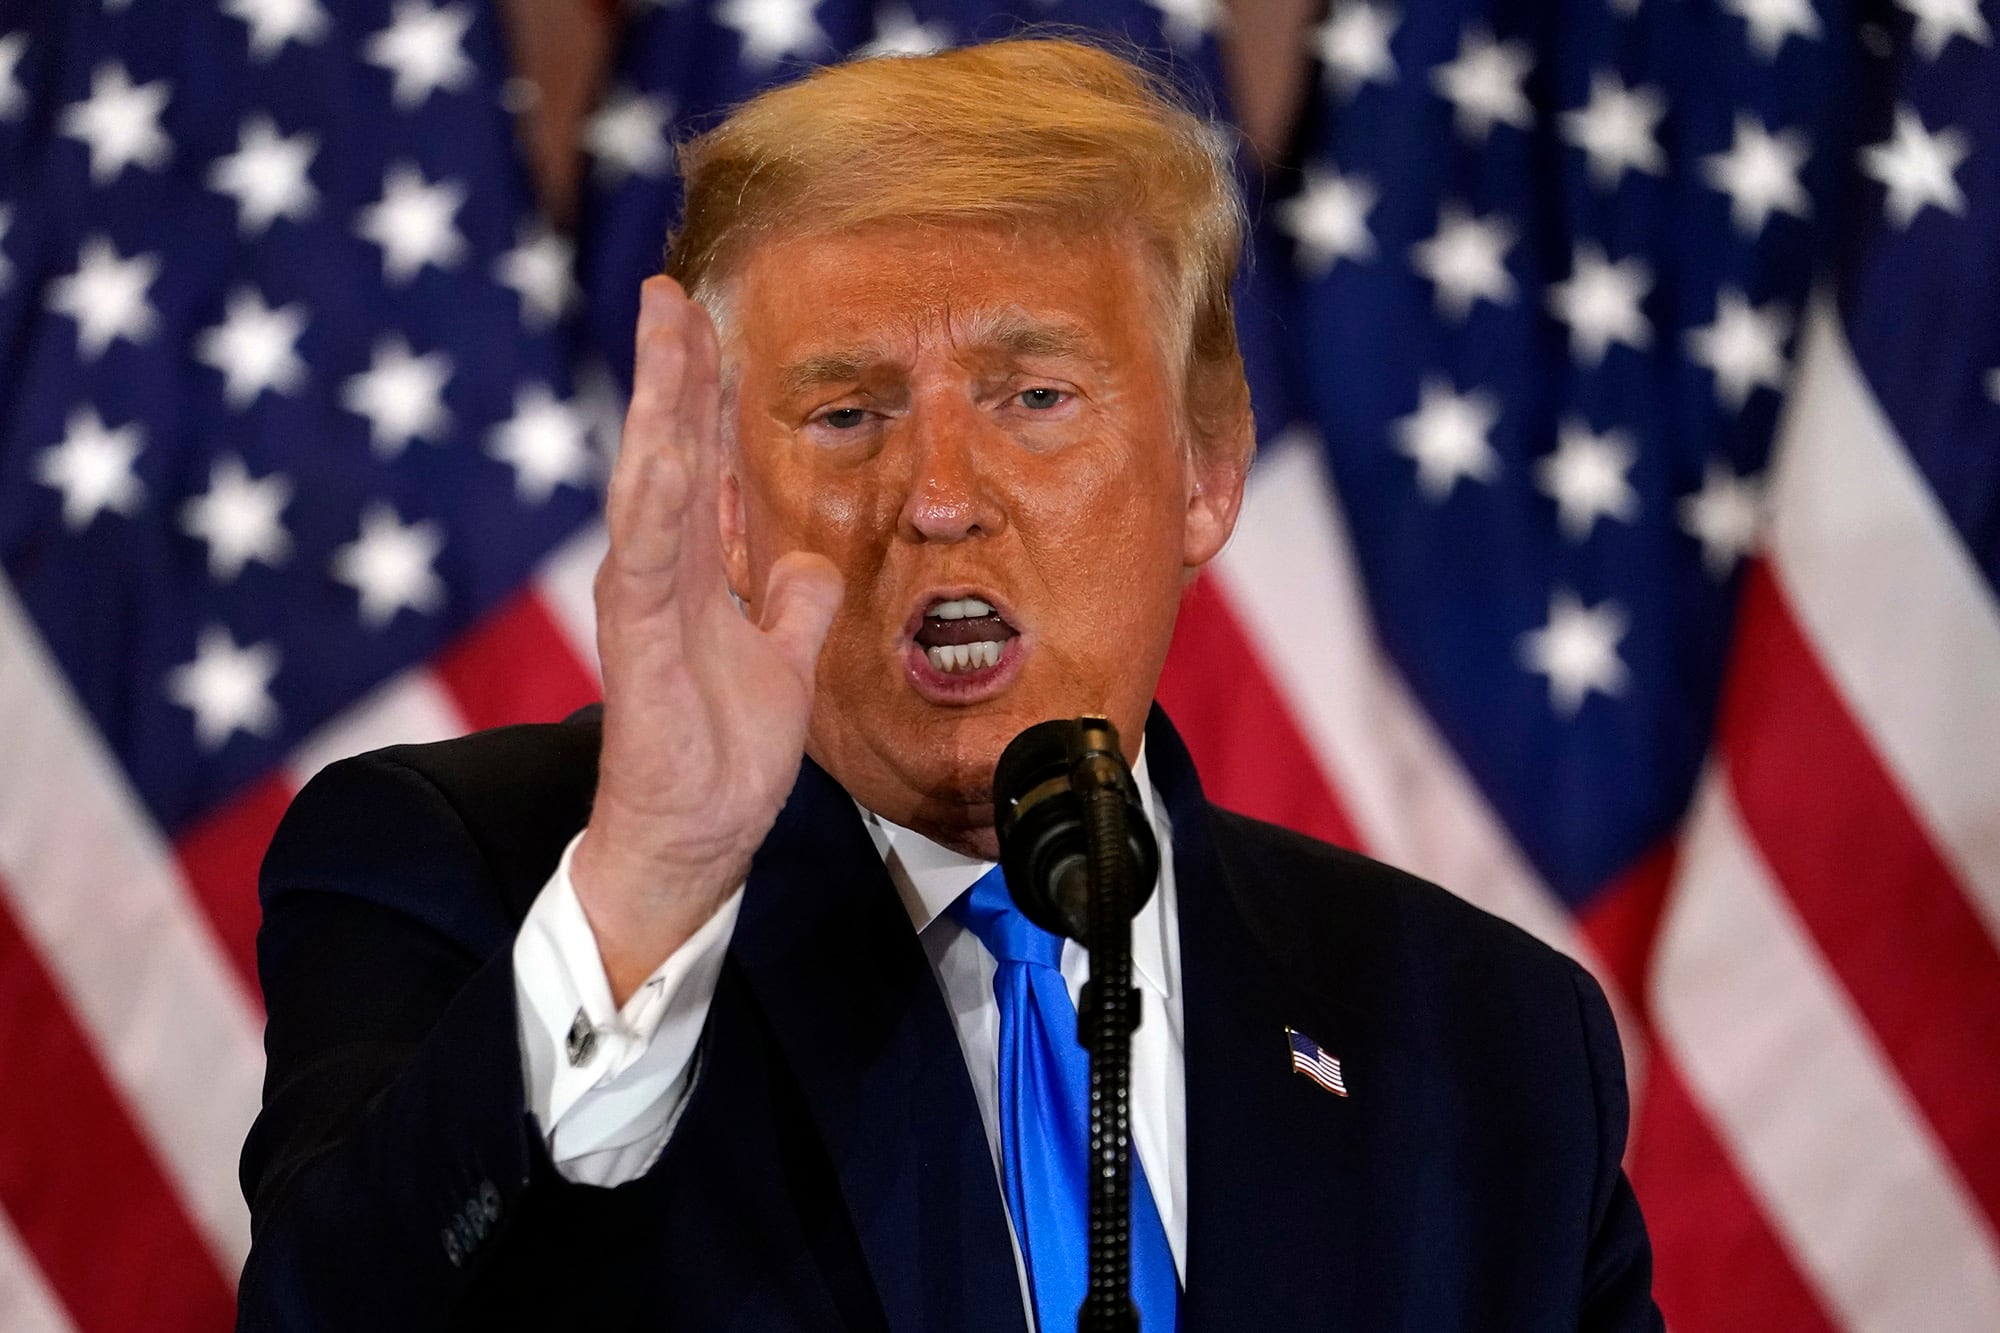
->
[639,278,668,327]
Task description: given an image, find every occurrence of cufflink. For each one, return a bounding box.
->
[441,1180,503,1268]
[566,1008,597,1066]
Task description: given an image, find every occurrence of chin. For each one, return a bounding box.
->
[901,711,1020,800]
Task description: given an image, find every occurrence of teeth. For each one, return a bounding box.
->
[929,597,995,621]
[924,640,1004,675]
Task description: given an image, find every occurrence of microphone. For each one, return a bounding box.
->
[993,717,1159,944]
[993,715,1158,1333]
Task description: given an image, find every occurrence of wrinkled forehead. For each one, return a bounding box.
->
[702,218,1178,384]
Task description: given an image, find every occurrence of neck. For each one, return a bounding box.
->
[905,817,1000,863]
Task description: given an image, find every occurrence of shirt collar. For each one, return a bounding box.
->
[856,746,1173,999]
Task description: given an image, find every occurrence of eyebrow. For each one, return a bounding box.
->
[774,315,1096,398]
[777,350,889,398]
[968,312,1094,362]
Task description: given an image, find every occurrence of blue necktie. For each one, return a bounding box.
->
[951,866,1179,1333]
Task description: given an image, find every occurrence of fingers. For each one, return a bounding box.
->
[758,551,846,683]
[675,289,724,501]
[605,277,727,587]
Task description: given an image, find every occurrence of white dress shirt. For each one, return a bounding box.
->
[512,751,1189,1315]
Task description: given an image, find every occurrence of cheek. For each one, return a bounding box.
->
[747,450,880,577]
[1015,434,1188,644]
[752,458,900,679]
[1039,425,1185,557]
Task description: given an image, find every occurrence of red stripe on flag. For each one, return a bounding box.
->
[1158,577,1361,848]
[0,887,237,1331]
[434,589,601,732]
[1578,840,1677,1025]
[1631,1055,1841,1333]
[1719,562,2000,1229]
[174,771,295,1004]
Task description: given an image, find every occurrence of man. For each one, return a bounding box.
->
[237,38,1661,1331]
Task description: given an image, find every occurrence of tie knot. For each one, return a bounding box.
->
[949,865,1064,971]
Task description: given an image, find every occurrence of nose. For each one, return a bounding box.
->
[895,396,1007,544]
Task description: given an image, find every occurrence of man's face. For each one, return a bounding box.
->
[717,222,1243,853]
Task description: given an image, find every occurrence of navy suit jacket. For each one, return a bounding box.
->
[236,707,1662,1330]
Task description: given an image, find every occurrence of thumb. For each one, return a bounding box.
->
[758,550,845,681]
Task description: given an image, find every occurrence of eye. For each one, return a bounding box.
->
[1017,387,1066,410]
[818,407,871,430]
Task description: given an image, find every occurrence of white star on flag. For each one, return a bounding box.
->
[1894,0,1992,59]
[1536,421,1639,541]
[1560,72,1667,190]
[342,336,454,456]
[167,626,283,750]
[1314,2,1399,98]
[1279,167,1379,275]
[1518,591,1630,717]
[196,288,310,409]
[222,0,329,62]
[332,503,448,629]
[496,224,579,328]
[1145,0,1222,48]
[1688,289,1791,411]
[1431,25,1534,141]
[0,32,26,122]
[208,115,319,236]
[1394,377,1502,500]
[586,88,674,181]
[715,0,827,67]
[1410,204,1516,321]
[59,61,173,184]
[179,456,294,582]
[356,162,468,285]
[1702,114,1812,237]
[858,6,952,58]
[1679,459,1765,577]
[1861,103,1970,228]
[364,0,476,109]
[1546,244,1652,365]
[48,236,159,359]
[487,384,594,504]
[1722,0,1824,59]
[35,407,146,530]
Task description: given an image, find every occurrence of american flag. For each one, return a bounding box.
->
[0,1,605,1327]
[1286,1026,1349,1098]
[1,2,1995,1331]
[1156,0,2000,1329]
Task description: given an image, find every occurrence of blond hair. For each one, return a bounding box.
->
[666,36,1252,462]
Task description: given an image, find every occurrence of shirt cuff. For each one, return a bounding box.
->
[514,831,744,1183]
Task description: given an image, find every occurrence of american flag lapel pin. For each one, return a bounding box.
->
[1286,1026,1349,1098]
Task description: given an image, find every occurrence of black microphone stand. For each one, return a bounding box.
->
[1074,750,1140,1333]
[994,717,1159,1333]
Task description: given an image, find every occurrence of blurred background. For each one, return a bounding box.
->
[1,0,1995,1327]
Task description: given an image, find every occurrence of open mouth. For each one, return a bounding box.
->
[904,593,1024,700]
[915,597,1019,672]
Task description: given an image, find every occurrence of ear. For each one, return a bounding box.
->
[719,466,753,602]
[1181,416,1251,571]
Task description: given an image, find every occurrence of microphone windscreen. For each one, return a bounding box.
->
[992,718,1076,842]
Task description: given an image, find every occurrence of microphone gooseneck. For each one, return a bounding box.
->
[993,717,1159,1333]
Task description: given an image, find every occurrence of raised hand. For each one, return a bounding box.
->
[572,277,844,1005]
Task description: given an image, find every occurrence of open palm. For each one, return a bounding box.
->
[575,278,843,1003]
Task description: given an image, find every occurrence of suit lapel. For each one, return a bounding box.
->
[1149,713,1366,1330]
[730,759,1027,1333]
